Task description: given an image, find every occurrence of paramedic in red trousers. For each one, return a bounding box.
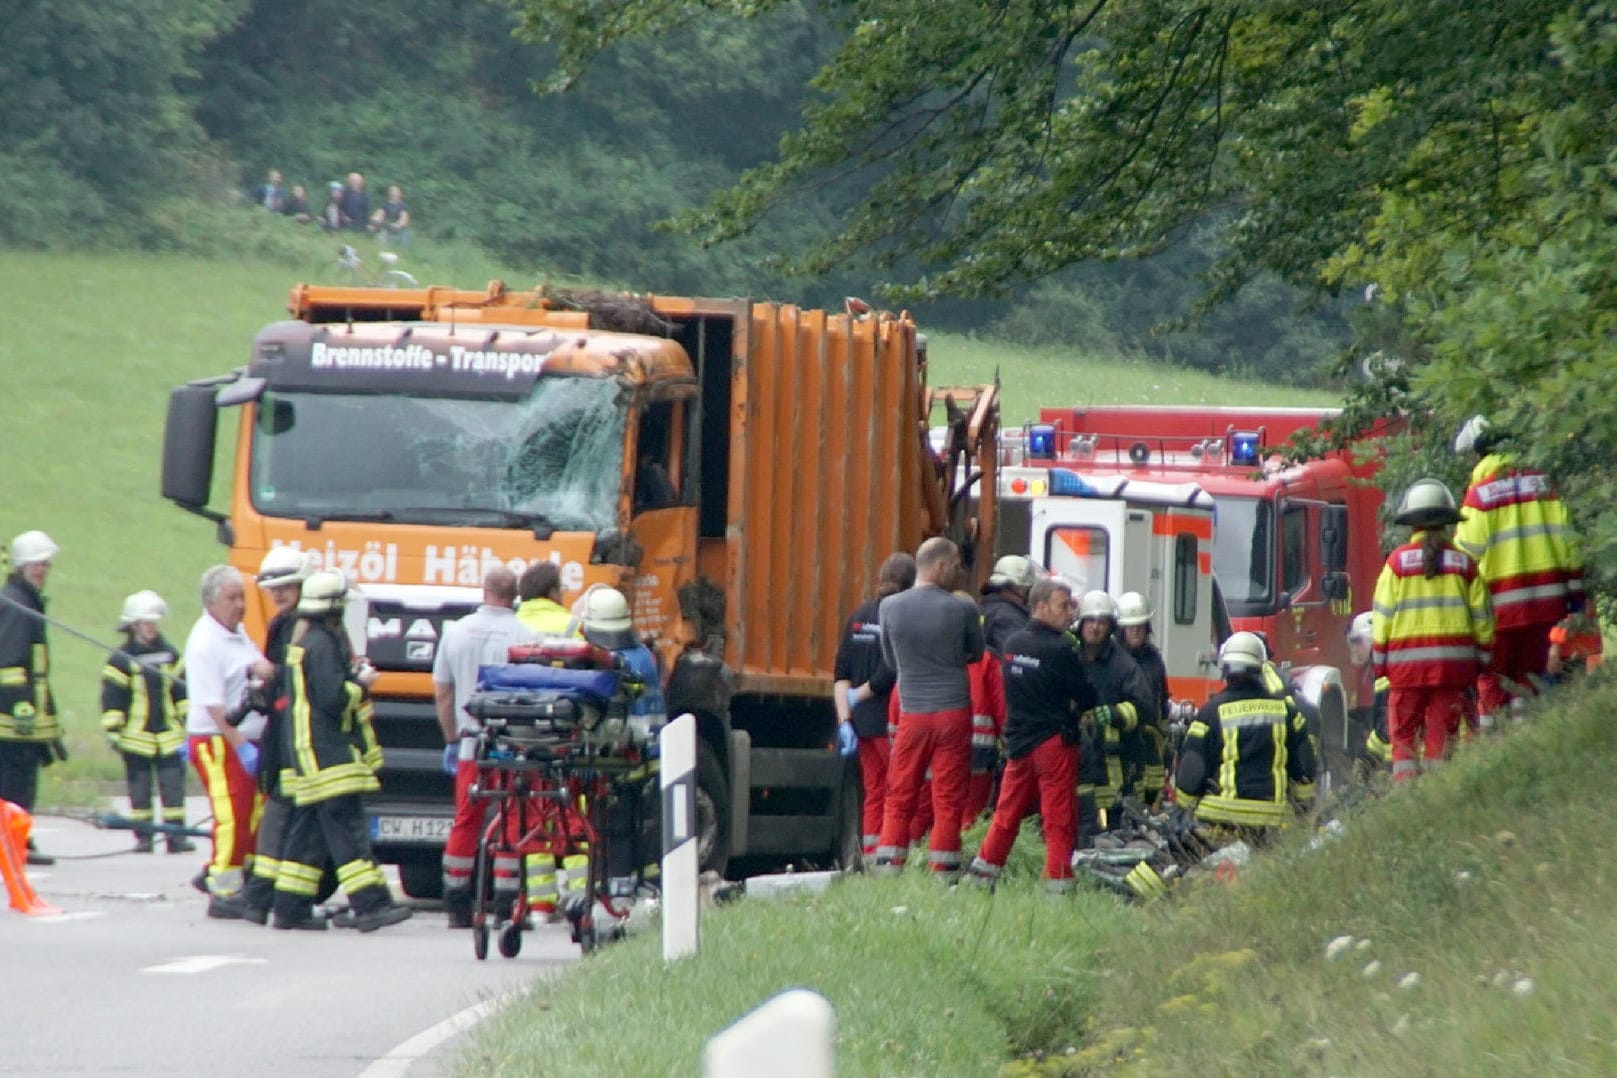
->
[1372,479,1494,781]
[1452,415,1584,725]
[833,551,916,861]
[433,567,537,928]
[965,579,1096,893]
[183,565,275,918]
[872,537,984,880]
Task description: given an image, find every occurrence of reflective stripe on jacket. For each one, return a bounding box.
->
[0,575,57,743]
[1454,454,1583,628]
[1371,532,1494,689]
[282,621,381,805]
[1176,682,1316,828]
[101,638,187,757]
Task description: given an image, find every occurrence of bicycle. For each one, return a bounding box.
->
[334,244,419,288]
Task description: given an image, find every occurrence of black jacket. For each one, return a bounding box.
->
[100,636,186,757]
[1176,679,1317,828]
[1123,638,1171,730]
[833,596,899,738]
[1001,621,1096,759]
[0,574,56,743]
[1076,637,1155,795]
[280,621,381,805]
[981,591,1031,657]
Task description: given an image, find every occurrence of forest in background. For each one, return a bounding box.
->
[0,0,1348,384]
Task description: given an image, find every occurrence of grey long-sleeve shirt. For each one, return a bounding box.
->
[878,584,984,713]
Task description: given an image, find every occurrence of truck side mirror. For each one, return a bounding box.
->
[161,385,219,509]
[1319,505,1349,574]
[1320,571,1351,602]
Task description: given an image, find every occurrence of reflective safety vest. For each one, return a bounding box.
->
[281,622,382,806]
[1371,532,1494,689]
[0,575,57,744]
[101,638,187,757]
[516,597,576,636]
[1176,681,1316,828]
[1454,453,1584,629]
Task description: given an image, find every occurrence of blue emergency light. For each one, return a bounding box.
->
[1229,430,1262,467]
[1027,424,1057,459]
[1048,468,1096,497]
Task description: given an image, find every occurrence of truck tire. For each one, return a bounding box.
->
[1314,685,1351,796]
[396,857,444,900]
[696,745,731,878]
[829,762,863,872]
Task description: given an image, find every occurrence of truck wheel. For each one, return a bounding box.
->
[1315,686,1351,796]
[829,764,863,872]
[396,858,444,900]
[696,746,731,878]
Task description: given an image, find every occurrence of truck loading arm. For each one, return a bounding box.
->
[929,383,1000,592]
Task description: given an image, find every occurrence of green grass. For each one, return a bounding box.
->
[459,676,1617,1077]
[0,239,1335,801]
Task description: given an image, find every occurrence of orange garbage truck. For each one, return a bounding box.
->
[160,283,997,892]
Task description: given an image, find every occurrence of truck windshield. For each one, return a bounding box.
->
[1211,496,1274,615]
[248,379,626,532]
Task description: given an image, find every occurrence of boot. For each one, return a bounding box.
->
[25,839,54,867]
[443,889,473,930]
[167,836,197,854]
[352,902,413,933]
[134,836,157,854]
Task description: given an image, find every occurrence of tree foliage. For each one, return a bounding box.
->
[519,0,1617,591]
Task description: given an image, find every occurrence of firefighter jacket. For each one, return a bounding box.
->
[833,596,899,739]
[100,636,187,757]
[280,621,382,806]
[1371,531,1494,690]
[1001,621,1095,760]
[1123,639,1171,731]
[1454,453,1584,629]
[1365,676,1391,762]
[257,610,297,794]
[517,596,575,636]
[1177,680,1317,828]
[1075,637,1155,801]
[967,649,1007,771]
[0,573,57,744]
[981,591,1031,657]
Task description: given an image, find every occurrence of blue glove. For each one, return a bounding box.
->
[442,743,460,775]
[235,740,260,779]
[177,739,190,764]
[836,721,858,758]
[846,684,866,708]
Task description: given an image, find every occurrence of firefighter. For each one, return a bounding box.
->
[1114,592,1170,807]
[1452,415,1583,724]
[0,530,61,866]
[1176,631,1317,836]
[965,578,1095,893]
[240,547,323,924]
[1345,611,1391,781]
[980,555,1037,655]
[1373,479,1494,781]
[833,552,914,860]
[100,591,193,854]
[516,561,575,636]
[273,571,411,931]
[1071,591,1154,837]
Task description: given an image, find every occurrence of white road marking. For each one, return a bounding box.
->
[26,911,106,924]
[357,993,521,1078]
[142,954,270,975]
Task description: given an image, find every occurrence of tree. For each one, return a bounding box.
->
[513,0,1617,585]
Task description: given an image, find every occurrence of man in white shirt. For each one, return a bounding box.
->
[432,567,537,927]
[184,564,274,918]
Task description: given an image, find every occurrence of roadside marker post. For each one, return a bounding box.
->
[704,989,835,1078]
[660,713,699,962]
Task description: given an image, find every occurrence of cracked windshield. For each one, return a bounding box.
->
[250,379,626,531]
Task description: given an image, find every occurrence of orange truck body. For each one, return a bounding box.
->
[161,283,996,885]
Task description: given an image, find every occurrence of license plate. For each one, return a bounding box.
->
[370,815,452,843]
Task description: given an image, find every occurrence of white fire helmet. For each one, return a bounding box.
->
[257,547,318,589]
[1347,611,1374,645]
[1219,631,1268,674]
[117,590,169,631]
[1076,590,1118,624]
[1453,414,1491,455]
[988,555,1038,590]
[297,570,349,616]
[1115,591,1153,627]
[580,586,635,650]
[1393,478,1464,529]
[9,530,59,567]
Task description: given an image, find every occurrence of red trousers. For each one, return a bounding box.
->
[876,706,971,874]
[189,734,261,892]
[857,736,890,858]
[441,759,485,894]
[1387,686,1469,781]
[909,770,993,842]
[1478,622,1554,717]
[977,737,1078,880]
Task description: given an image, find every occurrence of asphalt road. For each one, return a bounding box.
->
[1,800,576,1077]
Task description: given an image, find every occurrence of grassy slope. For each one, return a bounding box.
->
[0,241,1333,799]
[461,678,1617,1077]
